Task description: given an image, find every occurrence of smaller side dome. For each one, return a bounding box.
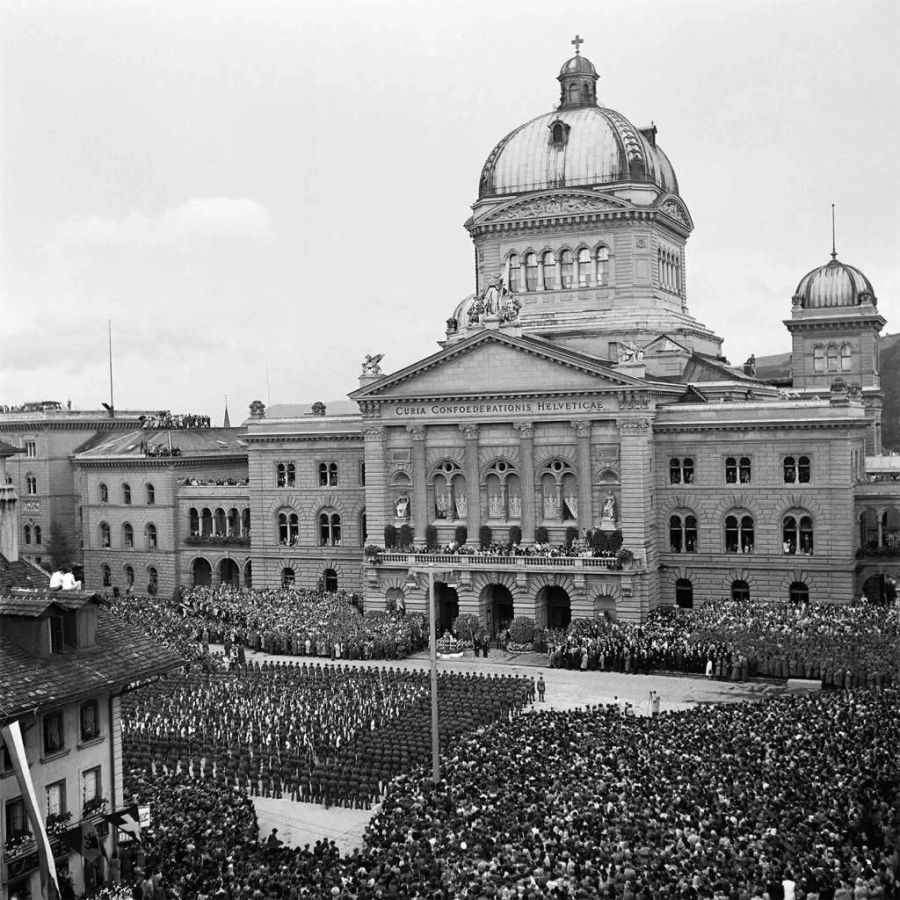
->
[792,256,877,309]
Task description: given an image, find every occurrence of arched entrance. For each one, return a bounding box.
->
[537,585,571,630]
[218,558,240,588]
[192,557,212,587]
[434,582,459,635]
[323,568,338,593]
[594,593,617,620]
[481,584,515,636]
[862,572,897,604]
[385,586,406,613]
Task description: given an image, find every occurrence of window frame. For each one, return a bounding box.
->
[122,483,132,505]
[79,700,100,743]
[123,522,134,549]
[46,779,66,818]
[25,473,37,495]
[43,711,65,756]
[146,483,155,505]
[146,523,158,550]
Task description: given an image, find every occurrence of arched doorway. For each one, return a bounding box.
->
[192,557,212,587]
[434,582,459,635]
[537,585,571,630]
[675,578,693,609]
[481,584,515,637]
[731,580,750,602]
[218,558,240,588]
[862,572,896,604]
[385,586,406,613]
[323,568,338,593]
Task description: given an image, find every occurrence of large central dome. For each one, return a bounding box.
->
[478,51,679,199]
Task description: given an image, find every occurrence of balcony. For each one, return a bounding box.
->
[184,534,250,547]
[374,552,625,573]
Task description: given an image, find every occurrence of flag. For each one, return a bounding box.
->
[108,804,142,843]
[82,820,102,862]
[0,721,60,897]
[57,824,82,855]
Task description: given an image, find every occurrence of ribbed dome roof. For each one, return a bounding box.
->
[560,54,597,76]
[793,256,877,309]
[478,106,679,199]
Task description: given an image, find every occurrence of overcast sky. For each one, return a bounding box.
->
[2,0,897,422]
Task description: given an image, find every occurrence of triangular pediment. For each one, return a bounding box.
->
[644,334,691,355]
[350,331,647,402]
[480,190,631,225]
[656,194,694,231]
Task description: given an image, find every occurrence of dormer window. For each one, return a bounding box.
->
[549,119,569,147]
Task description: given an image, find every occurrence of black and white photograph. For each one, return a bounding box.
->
[1,1,898,898]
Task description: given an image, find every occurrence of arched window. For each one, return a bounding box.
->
[524,252,538,291]
[145,523,157,550]
[595,246,610,286]
[323,568,338,593]
[813,345,825,372]
[189,508,200,536]
[146,483,155,505]
[318,462,338,487]
[281,567,295,589]
[485,460,520,521]
[147,567,158,596]
[100,522,111,548]
[241,508,251,538]
[507,254,521,292]
[227,507,239,536]
[319,511,342,546]
[559,249,574,288]
[25,474,37,495]
[669,513,698,553]
[34,525,42,545]
[725,514,754,553]
[669,458,694,484]
[577,248,592,286]
[542,251,556,290]
[122,484,132,505]
[725,456,751,484]
[783,455,796,483]
[285,463,295,486]
[568,83,579,103]
[551,122,565,144]
[277,511,299,546]
[539,459,577,521]
[123,523,134,549]
[433,461,465,520]
[826,344,839,372]
[124,565,134,589]
[840,343,852,372]
[244,561,253,588]
[101,564,111,587]
[859,508,878,550]
[213,508,226,536]
[731,580,750,602]
[276,463,287,487]
[99,483,108,503]
[797,455,811,483]
[24,524,31,545]
[675,578,693,609]
[783,514,814,554]
[789,581,809,604]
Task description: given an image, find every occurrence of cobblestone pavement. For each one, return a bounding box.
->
[210,644,785,851]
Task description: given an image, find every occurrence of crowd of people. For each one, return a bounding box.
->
[122,664,532,810]
[111,688,898,898]
[139,412,211,429]
[387,540,622,561]
[545,600,900,687]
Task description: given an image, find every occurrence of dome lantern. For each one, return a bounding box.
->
[558,34,599,109]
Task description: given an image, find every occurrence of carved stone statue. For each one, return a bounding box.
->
[362,353,384,376]
[446,317,458,334]
[617,341,644,364]
[602,492,617,521]
[482,275,505,316]
[394,493,410,519]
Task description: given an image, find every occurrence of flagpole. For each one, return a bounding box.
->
[108,320,115,415]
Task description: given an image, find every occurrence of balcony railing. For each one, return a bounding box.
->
[184,535,250,547]
[375,552,623,571]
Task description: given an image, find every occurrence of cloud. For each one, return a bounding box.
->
[54,197,273,247]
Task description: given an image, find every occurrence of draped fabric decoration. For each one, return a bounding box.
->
[455,495,468,518]
[508,495,522,518]
[564,495,578,519]
[488,494,505,518]
[543,493,559,519]
[435,493,451,519]
[0,721,60,897]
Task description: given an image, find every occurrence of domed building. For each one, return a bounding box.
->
[107,40,897,617]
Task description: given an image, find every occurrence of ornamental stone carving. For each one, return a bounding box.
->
[617,419,652,436]
[460,424,481,440]
[660,199,689,225]
[363,426,386,441]
[617,390,650,409]
[406,425,426,441]
[570,421,592,438]
[513,422,535,439]
[486,194,619,222]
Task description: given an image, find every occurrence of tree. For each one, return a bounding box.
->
[47,522,73,570]
[384,524,397,549]
[425,524,439,551]
[454,525,468,546]
[509,525,522,546]
[479,525,493,549]
[398,524,414,549]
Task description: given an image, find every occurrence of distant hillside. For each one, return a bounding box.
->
[880,333,900,452]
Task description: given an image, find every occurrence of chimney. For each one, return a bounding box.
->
[0,450,19,562]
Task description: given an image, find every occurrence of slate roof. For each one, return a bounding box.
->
[75,427,248,459]
[0,589,97,617]
[0,554,51,592]
[0,439,20,456]
[0,603,184,723]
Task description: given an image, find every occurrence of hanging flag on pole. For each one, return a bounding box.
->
[0,721,60,898]
[107,804,143,843]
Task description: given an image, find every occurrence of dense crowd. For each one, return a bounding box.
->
[105,587,429,666]
[546,600,900,687]
[122,664,532,810]
[117,688,899,898]
[387,540,621,561]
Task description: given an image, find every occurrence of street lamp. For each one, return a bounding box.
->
[405,563,455,784]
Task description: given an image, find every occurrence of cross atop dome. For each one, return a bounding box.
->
[571,34,584,55]
[558,37,599,108]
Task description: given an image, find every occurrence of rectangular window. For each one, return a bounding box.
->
[46,779,66,817]
[50,616,64,653]
[80,701,99,742]
[25,440,36,457]
[6,798,26,837]
[43,711,64,755]
[82,766,101,804]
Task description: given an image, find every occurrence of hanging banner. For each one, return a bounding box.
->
[1,721,60,897]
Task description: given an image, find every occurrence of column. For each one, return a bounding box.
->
[617,418,653,558]
[572,420,593,534]
[363,425,388,542]
[460,424,481,540]
[514,422,536,542]
[407,425,427,539]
